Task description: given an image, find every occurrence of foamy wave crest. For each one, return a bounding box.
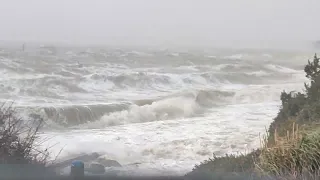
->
[265,64,299,73]
[85,66,297,91]
[222,54,246,60]
[0,75,88,99]
[78,89,235,128]
[14,82,301,129]
[14,103,131,128]
[10,88,235,129]
[83,97,199,128]
[212,63,255,71]
[120,51,154,57]
[245,70,270,77]
[104,72,174,89]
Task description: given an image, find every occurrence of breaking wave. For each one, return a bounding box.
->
[13,89,237,128]
[0,47,307,130]
[0,46,311,174]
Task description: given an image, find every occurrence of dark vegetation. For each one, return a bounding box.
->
[0,104,58,178]
[0,104,50,165]
[188,54,320,179]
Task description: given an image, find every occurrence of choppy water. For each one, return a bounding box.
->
[0,45,311,175]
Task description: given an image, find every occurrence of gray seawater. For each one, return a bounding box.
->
[0,45,311,175]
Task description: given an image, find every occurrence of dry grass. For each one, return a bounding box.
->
[257,121,320,180]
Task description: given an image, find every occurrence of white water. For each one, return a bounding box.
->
[0,46,311,175]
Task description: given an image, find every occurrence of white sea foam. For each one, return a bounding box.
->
[0,47,310,175]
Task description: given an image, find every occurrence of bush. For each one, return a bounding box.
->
[0,103,49,165]
[191,150,260,174]
[267,54,320,145]
[186,150,261,180]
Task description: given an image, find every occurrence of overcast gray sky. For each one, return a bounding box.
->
[0,0,319,48]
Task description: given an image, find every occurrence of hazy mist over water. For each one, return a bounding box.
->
[0,0,319,49]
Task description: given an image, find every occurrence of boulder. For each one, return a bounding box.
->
[87,162,105,174]
[49,152,100,171]
[96,157,122,167]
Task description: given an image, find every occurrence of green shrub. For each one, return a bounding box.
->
[192,150,261,174]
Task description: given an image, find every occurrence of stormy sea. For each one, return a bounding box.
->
[0,44,312,176]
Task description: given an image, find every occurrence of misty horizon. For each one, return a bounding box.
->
[0,0,319,50]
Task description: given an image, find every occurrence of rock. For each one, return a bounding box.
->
[87,162,105,174]
[96,157,122,167]
[49,152,101,170]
